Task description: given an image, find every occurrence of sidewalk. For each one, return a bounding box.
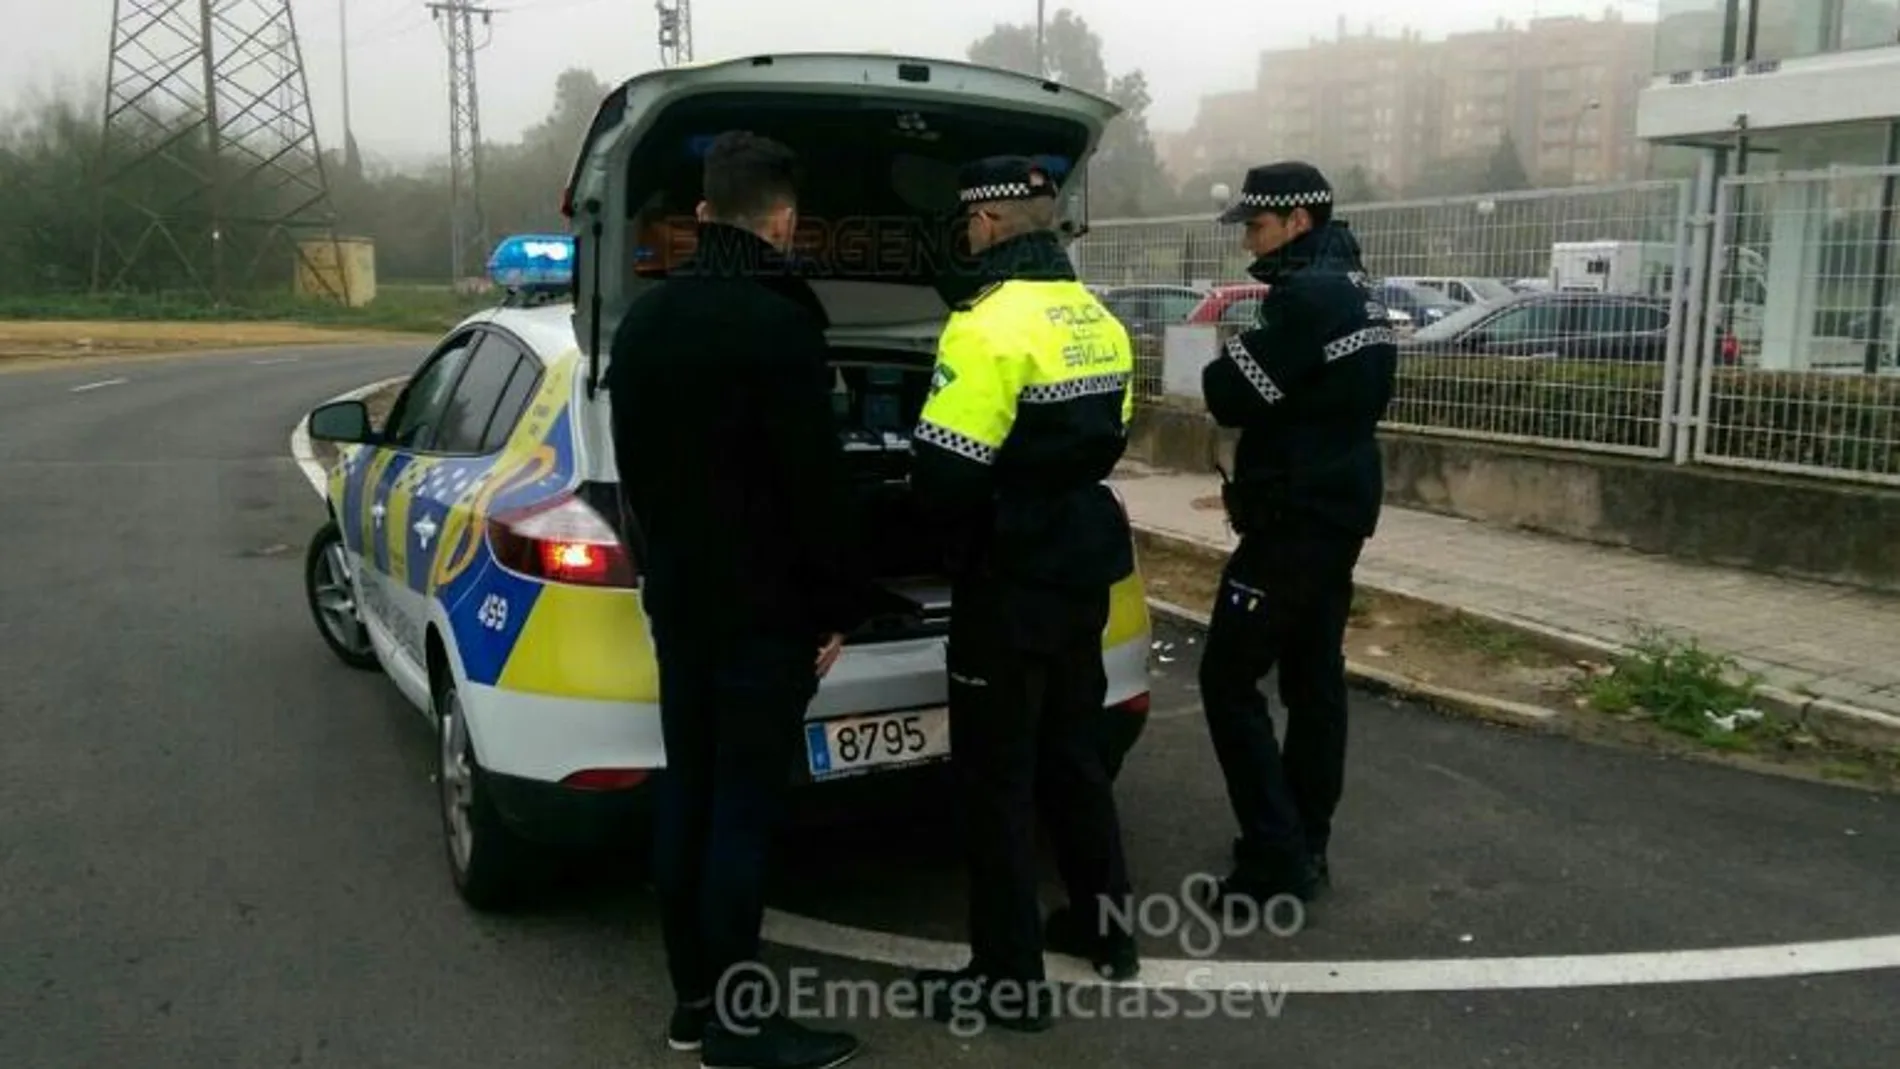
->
[1109,461,1900,722]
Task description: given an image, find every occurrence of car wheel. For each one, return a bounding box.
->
[436,672,541,911]
[305,520,378,671]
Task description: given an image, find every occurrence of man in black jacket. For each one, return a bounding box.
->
[1196,161,1397,910]
[605,130,867,1069]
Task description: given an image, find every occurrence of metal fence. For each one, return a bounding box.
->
[1081,170,1900,486]
[1697,164,1900,487]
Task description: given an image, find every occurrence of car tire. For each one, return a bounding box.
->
[435,671,543,912]
[305,520,379,671]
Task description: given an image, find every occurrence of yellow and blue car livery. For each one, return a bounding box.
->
[306,233,1154,897]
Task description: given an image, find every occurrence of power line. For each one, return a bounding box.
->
[656,0,692,66]
[426,1,495,283]
[90,0,343,302]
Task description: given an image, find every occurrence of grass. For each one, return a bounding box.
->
[1446,613,1529,660]
[0,283,496,336]
[1579,626,1771,749]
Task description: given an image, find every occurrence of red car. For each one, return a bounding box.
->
[1186,283,1271,326]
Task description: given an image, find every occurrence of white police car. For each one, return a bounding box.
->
[301,53,1155,911]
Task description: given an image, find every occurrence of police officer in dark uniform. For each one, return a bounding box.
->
[907,155,1142,1031]
[1195,161,1397,909]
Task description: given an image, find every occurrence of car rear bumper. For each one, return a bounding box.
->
[457,626,1147,786]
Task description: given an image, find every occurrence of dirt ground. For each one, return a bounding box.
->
[1135,533,1900,793]
[0,320,424,365]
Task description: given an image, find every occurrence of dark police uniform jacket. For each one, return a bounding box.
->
[1202,223,1398,541]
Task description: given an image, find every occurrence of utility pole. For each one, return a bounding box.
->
[92,0,341,301]
[340,0,353,159]
[1035,0,1046,76]
[428,2,494,284]
[656,0,692,67]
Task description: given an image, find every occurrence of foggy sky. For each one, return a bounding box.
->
[0,0,1658,168]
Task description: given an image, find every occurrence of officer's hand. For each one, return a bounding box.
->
[816,633,844,678]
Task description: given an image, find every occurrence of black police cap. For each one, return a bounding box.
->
[956,155,1059,206]
[1216,161,1333,224]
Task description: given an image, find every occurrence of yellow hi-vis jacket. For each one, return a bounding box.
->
[910,232,1136,593]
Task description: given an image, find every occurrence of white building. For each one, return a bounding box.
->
[1637,0,1900,372]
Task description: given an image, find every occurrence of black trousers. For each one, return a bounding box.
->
[947,579,1133,983]
[648,622,816,1017]
[1197,527,1363,874]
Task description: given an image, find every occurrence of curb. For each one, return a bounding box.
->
[1144,597,1564,732]
[290,375,409,498]
[1134,524,1900,750]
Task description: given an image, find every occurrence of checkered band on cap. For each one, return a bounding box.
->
[959,181,1038,203]
[1240,189,1332,209]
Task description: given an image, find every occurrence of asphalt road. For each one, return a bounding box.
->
[2,345,1897,1069]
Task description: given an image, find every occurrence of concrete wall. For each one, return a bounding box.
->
[1125,403,1900,594]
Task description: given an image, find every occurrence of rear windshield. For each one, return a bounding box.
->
[619,94,1093,287]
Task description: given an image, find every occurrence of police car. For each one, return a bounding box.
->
[301,53,1155,911]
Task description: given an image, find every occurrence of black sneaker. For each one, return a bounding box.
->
[1044,905,1140,981]
[699,1014,858,1069]
[911,966,1053,1033]
[667,1002,709,1052]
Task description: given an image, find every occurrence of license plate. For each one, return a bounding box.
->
[805,707,950,780]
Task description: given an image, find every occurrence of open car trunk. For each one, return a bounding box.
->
[824,343,954,642]
[561,53,1121,640]
[563,52,1120,382]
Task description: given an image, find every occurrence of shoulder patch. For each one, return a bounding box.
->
[930,363,957,394]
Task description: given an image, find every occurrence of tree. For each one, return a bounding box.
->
[1484,132,1531,192]
[966,9,1170,218]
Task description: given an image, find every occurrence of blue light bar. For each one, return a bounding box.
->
[487,233,575,289]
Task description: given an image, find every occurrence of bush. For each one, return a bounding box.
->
[1388,355,1900,474]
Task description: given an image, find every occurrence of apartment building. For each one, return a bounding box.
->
[1162,11,1656,195]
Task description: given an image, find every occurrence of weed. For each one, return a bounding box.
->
[1448,614,1526,660]
[1582,626,1765,746]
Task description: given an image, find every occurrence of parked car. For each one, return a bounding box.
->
[1387,275,1517,307]
[1401,290,1681,362]
[301,54,1157,911]
[1098,283,1208,345]
[1187,282,1413,332]
[1372,279,1464,329]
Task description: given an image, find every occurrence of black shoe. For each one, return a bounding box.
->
[911,966,1053,1033]
[1044,905,1140,981]
[699,1014,859,1069]
[1308,855,1332,898]
[668,1002,710,1052]
[1201,868,1317,919]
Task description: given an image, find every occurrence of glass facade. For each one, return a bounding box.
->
[1655,0,1900,71]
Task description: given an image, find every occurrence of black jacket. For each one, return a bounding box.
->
[1201,222,1397,540]
[605,222,870,643]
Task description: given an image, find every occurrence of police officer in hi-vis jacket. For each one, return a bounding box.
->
[906,155,1141,1032]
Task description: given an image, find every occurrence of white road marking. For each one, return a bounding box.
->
[284,376,1900,997]
[70,377,128,392]
[762,912,1900,993]
[252,356,302,366]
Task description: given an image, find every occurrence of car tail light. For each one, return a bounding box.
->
[559,186,574,219]
[561,768,651,791]
[487,492,638,588]
[1114,692,1151,715]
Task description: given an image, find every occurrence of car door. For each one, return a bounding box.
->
[384,329,544,670]
[359,330,479,667]
[1462,301,1572,358]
